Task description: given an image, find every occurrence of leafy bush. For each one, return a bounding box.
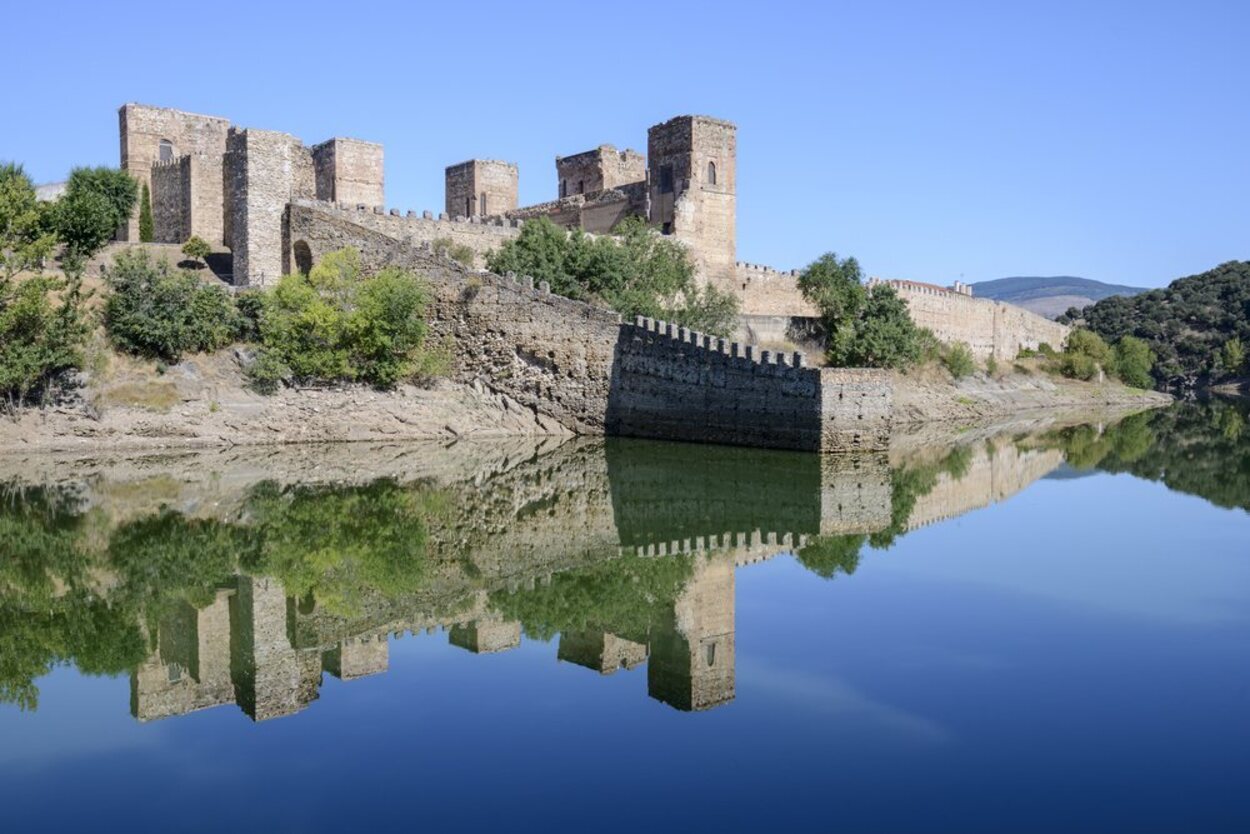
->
[181,235,211,265]
[985,355,998,376]
[797,252,923,369]
[1057,351,1098,380]
[1066,328,1113,365]
[258,247,436,388]
[431,237,474,267]
[0,273,89,409]
[51,167,137,256]
[942,342,975,378]
[0,164,89,409]
[103,249,241,362]
[486,216,739,336]
[1113,335,1156,388]
[1220,337,1245,376]
[244,349,290,394]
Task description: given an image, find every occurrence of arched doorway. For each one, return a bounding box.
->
[293,240,313,275]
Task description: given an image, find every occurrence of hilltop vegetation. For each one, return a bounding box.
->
[1059,261,1250,390]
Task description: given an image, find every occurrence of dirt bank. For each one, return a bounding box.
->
[891,361,1172,429]
[0,348,568,454]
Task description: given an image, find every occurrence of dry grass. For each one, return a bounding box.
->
[94,380,180,413]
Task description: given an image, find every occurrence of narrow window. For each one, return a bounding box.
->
[578,179,584,195]
[659,164,674,194]
[560,179,567,198]
[661,221,672,235]
[465,196,472,217]
[158,139,174,163]
[707,161,717,185]
[480,192,487,216]
[705,643,716,667]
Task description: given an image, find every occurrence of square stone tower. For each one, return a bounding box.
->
[445,159,518,219]
[555,145,646,198]
[118,103,231,243]
[647,555,735,711]
[647,115,737,291]
[311,138,384,207]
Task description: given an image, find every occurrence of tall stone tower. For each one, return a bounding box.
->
[311,138,384,207]
[444,159,518,219]
[555,145,645,198]
[646,115,737,292]
[118,103,230,243]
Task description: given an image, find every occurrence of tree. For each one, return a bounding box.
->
[0,164,88,409]
[0,162,57,281]
[1220,337,1245,377]
[485,215,739,336]
[103,249,241,362]
[181,235,211,268]
[52,167,136,256]
[942,342,975,378]
[797,252,922,369]
[1113,335,1156,388]
[138,183,153,242]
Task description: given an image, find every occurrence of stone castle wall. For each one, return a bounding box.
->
[556,145,645,196]
[288,203,892,451]
[119,103,230,242]
[150,157,190,244]
[879,280,1071,361]
[734,262,818,317]
[311,138,383,207]
[294,200,523,269]
[609,317,891,453]
[226,128,316,286]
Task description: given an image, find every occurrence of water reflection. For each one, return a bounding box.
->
[1,401,1245,722]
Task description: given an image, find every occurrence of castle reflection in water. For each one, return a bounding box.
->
[1,430,1068,722]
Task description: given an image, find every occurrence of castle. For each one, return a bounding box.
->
[117,102,1067,365]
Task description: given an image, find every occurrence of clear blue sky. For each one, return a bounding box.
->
[6,0,1246,288]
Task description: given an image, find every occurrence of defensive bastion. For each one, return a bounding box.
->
[287,201,892,452]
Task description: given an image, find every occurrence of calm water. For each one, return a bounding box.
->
[1,402,1248,833]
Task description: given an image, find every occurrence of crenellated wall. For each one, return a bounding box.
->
[287,202,895,452]
[874,279,1071,361]
[609,316,891,452]
[734,261,817,317]
[149,156,190,244]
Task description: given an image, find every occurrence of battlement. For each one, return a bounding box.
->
[630,315,812,374]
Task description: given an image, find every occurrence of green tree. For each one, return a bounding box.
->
[0,162,57,281]
[0,164,90,409]
[256,247,436,388]
[1113,335,1156,388]
[797,252,922,369]
[138,183,154,243]
[181,235,211,267]
[486,215,739,336]
[52,167,137,256]
[103,249,241,362]
[1220,337,1245,376]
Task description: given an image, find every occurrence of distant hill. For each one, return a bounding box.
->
[970,276,1147,319]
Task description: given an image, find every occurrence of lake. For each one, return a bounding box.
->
[1,402,1247,833]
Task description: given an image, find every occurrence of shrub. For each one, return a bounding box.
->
[181,236,211,266]
[138,184,153,243]
[431,237,474,267]
[1113,335,1156,388]
[257,248,436,389]
[103,249,241,362]
[486,216,739,336]
[985,355,998,376]
[0,272,89,409]
[1066,328,1113,365]
[1220,337,1245,376]
[244,349,290,394]
[1058,351,1098,380]
[1037,342,1056,357]
[942,342,975,378]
